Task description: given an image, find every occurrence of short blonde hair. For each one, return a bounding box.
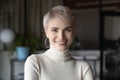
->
[43,5,75,28]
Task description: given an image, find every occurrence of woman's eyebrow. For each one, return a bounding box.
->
[65,26,72,29]
[51,27,59,29]
[51,26,72,29]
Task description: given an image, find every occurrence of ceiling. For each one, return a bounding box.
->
[64,0,120,10]
[1,0,120,10]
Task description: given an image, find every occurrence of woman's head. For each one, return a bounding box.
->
[43,5,75,51]
[43,5,75,29]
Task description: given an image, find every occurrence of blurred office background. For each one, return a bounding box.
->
[0,0,120,80]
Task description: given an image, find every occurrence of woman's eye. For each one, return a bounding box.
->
[51,29,57,32]
[65,28,72,32]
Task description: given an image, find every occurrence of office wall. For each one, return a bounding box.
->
[73,9,99,49]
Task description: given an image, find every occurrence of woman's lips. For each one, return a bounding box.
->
[56,41,67,45]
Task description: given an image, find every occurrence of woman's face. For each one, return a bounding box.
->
[45,18,75,51]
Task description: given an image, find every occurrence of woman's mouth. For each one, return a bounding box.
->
[56,41,67,45]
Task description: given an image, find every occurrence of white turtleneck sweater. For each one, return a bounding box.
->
[24,46,94,80]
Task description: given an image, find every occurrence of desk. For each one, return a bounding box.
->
[11,59,24,80]
[105,52,120,80]
[112,54,120,80]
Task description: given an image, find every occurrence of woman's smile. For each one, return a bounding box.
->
[55,40,67,45]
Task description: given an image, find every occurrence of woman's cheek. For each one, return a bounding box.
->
[49,34,56,41]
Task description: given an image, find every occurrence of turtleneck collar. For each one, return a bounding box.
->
[45,45,72,62]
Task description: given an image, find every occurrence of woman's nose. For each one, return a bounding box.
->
[58,31,65,40]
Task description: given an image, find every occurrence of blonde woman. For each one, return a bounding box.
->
[24,5,94,80]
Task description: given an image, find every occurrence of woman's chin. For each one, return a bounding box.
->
[52,43,70,51]
[56,46,69,51]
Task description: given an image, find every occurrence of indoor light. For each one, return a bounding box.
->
[0,28,15,44]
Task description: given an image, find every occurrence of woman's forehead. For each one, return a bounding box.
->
[48,17,72,26]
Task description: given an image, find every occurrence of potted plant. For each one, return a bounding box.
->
[10,33,39,60]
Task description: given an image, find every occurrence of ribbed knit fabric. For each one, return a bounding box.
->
[24,45,94,80]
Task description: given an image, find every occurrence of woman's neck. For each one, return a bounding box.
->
[45,45,72,62]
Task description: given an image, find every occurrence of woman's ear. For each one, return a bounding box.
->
[44,28,49,38]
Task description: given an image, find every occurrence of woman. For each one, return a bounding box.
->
[24,5,94,80]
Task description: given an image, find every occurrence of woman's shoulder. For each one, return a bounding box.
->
[25,52,46,63]
[73,58,90,68]
[28,53,44,58]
